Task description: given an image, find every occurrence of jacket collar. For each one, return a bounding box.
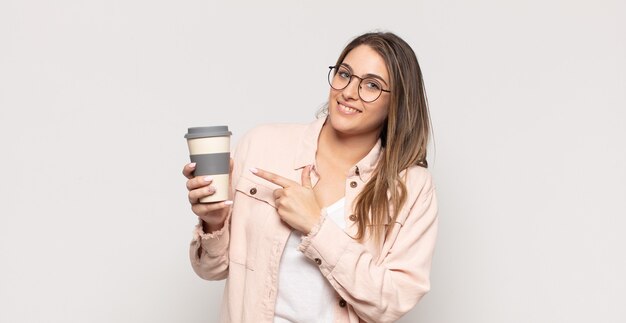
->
[293,116,382,181]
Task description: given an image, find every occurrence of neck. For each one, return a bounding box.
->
[317,122,380,170]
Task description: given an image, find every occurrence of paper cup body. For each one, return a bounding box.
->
[185,126,231,203]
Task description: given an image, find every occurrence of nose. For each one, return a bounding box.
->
[341,76,360,101]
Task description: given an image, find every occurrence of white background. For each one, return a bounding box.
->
[1,0,625,322]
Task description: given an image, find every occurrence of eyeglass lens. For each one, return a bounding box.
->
[328,66,384,102]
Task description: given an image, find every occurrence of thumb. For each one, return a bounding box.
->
[301,165,313,188]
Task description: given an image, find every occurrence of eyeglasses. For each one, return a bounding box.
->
[327,65,390,103]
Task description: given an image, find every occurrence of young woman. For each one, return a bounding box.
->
[183,32,438,323]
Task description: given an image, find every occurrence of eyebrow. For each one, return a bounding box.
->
[340,63,389,86]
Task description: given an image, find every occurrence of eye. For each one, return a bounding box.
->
[338,70,351,79]
[364,79,382,91]
[336,66,351,78]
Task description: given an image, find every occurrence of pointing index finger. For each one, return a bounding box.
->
[301,165,313,188]
[250,167,298,188]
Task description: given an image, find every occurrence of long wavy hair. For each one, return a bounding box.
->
[325,32,432,245]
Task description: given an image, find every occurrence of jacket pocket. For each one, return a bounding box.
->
[235,175,277,208]
[228,174,278,270]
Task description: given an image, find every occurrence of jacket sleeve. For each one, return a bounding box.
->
[299,170,439,323]
[188,130,252,281]
[189,218,231,280]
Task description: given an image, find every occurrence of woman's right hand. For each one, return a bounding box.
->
[183,160,233,233]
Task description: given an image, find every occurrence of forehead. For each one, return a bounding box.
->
[342,45,389,80]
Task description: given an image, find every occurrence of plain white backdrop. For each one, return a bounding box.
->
[1,0,625,322]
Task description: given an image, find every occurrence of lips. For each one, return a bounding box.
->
[337,101,362,114]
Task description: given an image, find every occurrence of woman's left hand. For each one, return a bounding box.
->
[250,165,321,234]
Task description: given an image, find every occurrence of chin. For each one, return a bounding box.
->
[327,111,361,135]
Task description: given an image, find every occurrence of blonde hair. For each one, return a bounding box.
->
[330,32,432,245]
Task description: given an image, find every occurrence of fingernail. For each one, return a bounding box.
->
[207,186,215,193]
[188,162,196,168]
[249,167,258,174]
[224,200,233,205]
[204,176,213,182]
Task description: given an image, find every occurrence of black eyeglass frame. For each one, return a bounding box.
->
[327,65,391,103]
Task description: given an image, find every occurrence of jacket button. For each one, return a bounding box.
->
[338,299,347,307]
[350,181,357,188]
[349,214,357,221]
[314,258,322,265]
[249,187,257,195]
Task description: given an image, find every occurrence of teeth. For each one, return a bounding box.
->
[339,104,359,113]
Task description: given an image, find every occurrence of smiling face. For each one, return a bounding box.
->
[327,45,390,139]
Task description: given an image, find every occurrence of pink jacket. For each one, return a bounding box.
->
[190,117,438,323]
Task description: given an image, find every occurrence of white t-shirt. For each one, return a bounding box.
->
[274,198,347,323]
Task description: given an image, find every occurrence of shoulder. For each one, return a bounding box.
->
[403,165,436,198]
[396,165,438,225]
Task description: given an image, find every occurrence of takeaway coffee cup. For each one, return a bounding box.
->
[185,126,232,203]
